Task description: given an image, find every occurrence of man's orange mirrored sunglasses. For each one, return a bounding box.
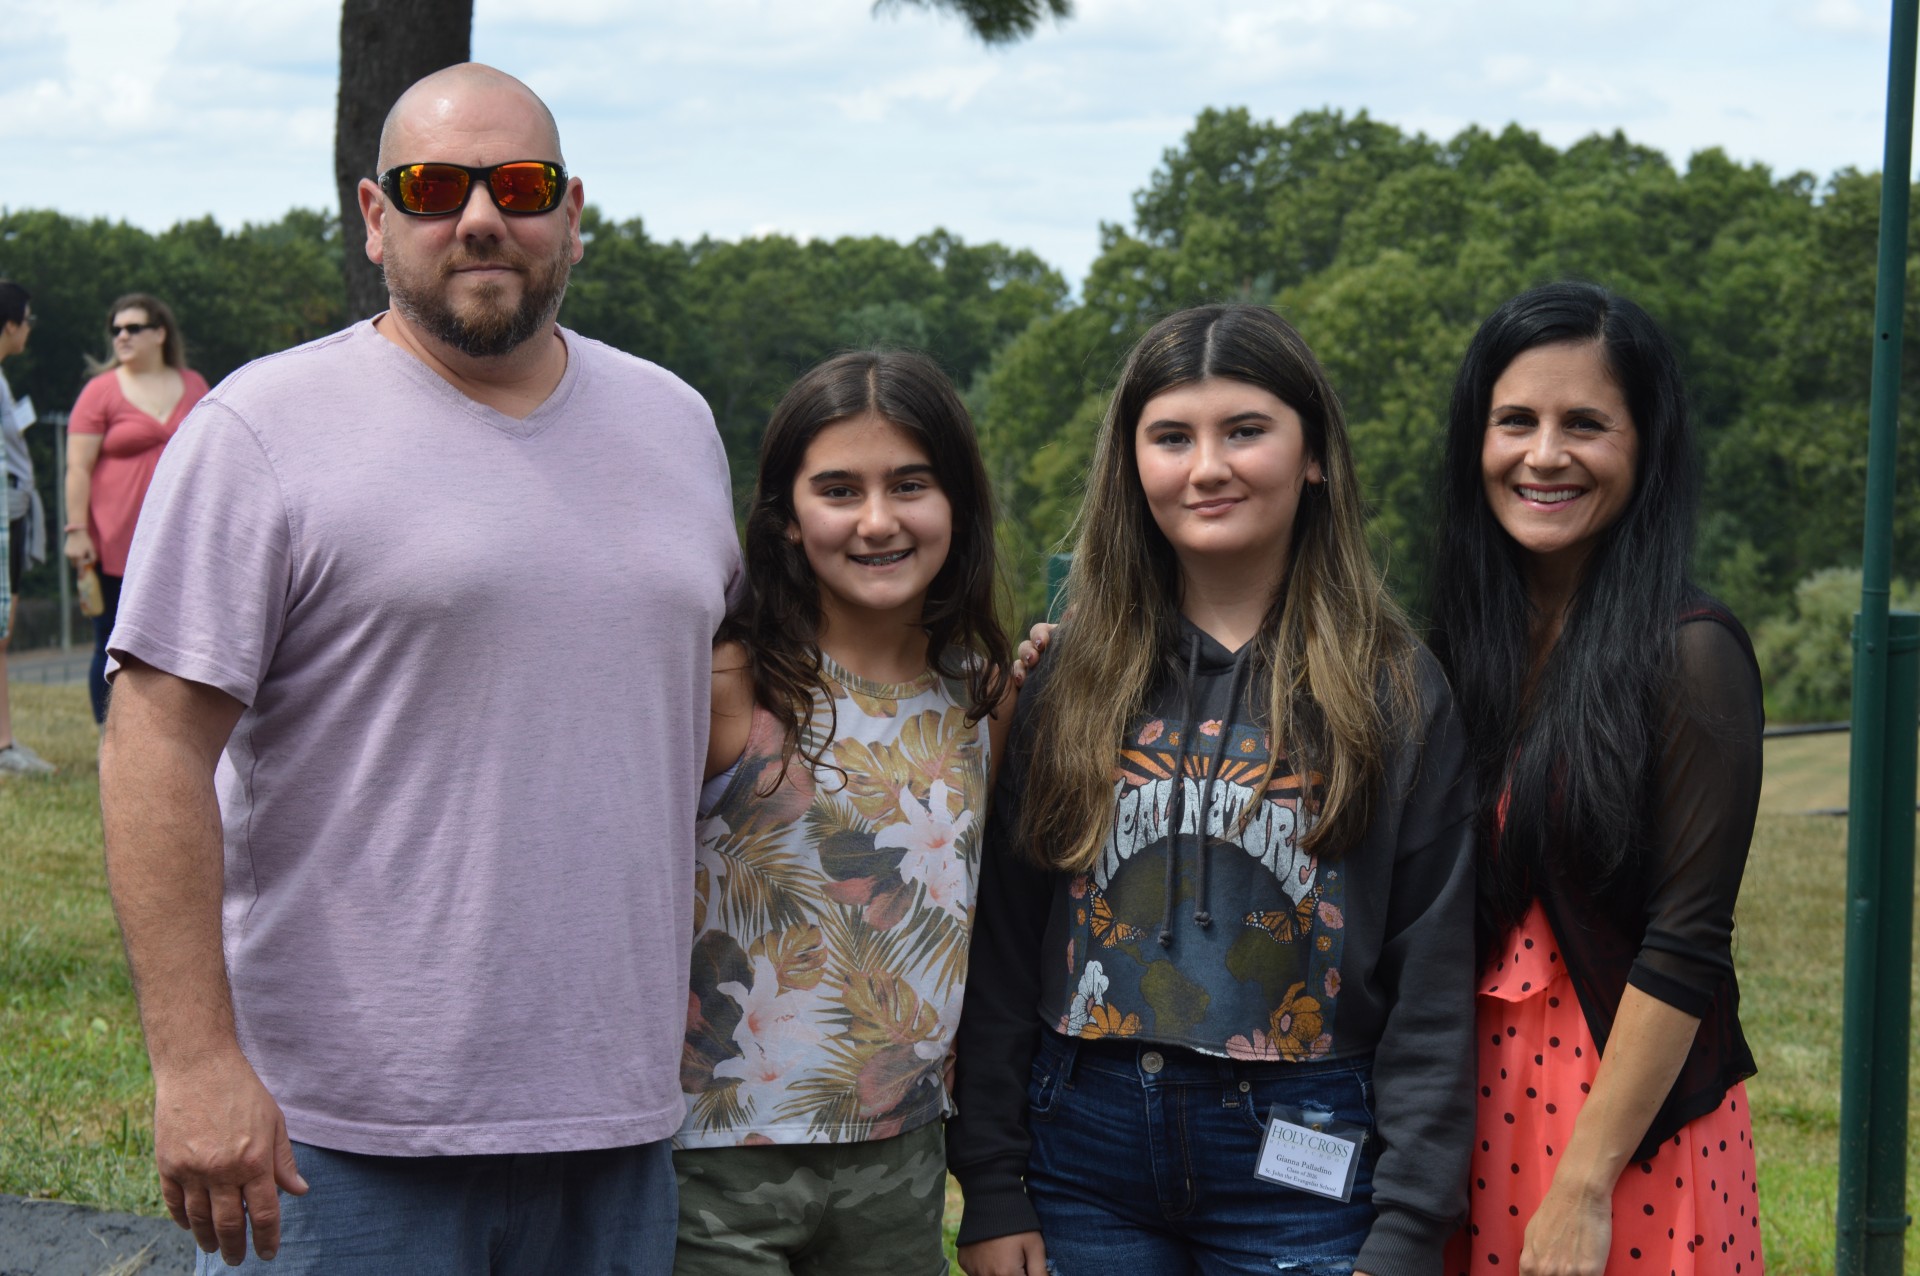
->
[377,160,567,217]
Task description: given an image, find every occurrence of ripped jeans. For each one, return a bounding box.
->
[1025,1030,1377,1276]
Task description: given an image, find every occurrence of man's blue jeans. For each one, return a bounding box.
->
[1025,1030,1378,1276]
[197,1138,675,1275]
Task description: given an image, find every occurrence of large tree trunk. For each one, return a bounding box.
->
[334,0,474,320]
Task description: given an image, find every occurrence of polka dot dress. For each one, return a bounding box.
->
[1445,902,1764,1275]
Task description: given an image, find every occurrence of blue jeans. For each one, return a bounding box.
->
[1026,1030,1378,1276]
[89,569,121,724]
[198,1138,676,1275]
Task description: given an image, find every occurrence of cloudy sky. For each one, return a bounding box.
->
[2,0,1907,288]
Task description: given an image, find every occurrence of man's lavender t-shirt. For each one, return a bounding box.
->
[108,321,740,1156]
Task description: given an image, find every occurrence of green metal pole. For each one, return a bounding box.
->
[1045,552,1072,620]
[1836,2,1919,1271]
[1865,615,1918,1274]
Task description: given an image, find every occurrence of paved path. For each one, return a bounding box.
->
[6,647,90,687]
[0,1197,195,1275]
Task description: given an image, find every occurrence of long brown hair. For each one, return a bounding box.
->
[1023,304,1416,872]
[88,293,187,374]
[727,350,1012,775]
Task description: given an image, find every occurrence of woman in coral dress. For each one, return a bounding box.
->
[1430,282,1765,1275]
[66,293,207,722]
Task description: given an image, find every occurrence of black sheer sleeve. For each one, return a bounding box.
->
[1626,615,1765,1018]
[948,671,1057,1246]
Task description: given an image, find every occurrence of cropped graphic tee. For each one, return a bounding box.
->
[950,619,1479,1274]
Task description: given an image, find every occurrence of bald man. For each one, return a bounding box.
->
[100,65,739,1272]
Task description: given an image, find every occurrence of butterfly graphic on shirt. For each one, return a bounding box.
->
[1090,887,1142,947]
[1244,890,1318,944]
[1075,881,1144,948]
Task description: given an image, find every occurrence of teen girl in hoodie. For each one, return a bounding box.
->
[950,304,1477,1276]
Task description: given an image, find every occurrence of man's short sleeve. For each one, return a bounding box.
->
[107,401,291,705]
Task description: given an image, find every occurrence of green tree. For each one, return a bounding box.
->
[1753,568,1920,722]
[555,221,1064,503]
[331,0,1074,317]
[0,208,347,611]
[876,0,1071,43]
[971,105,1917,628]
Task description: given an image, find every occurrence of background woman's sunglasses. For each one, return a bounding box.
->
[377,161,567,217]
[110,323,156,336]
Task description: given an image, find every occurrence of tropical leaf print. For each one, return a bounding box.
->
[810,798,917,931]
[841,969,941,1048]
[806,798,882,863]
[712,955,822,1117]
[876,780,975,923]
[689,1078,749,1130]
[815,902,918,1001]
[776,1038,880,1138]
[773,965,947,1137]
[833,707,979,822]
[830,675,903,721]
[702,817,822,939]
[677,674,988,1150]
[856,1043,939,1121]
[683,930,752,1098]
[892,888,971,999]
[750,924,828,993]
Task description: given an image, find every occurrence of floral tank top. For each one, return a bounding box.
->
[676,654,990,1148]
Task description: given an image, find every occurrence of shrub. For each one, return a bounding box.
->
[1752,567,1920,723]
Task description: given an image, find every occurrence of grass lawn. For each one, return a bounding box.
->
[3,685,1915,1272]
[1759,729,1855,816]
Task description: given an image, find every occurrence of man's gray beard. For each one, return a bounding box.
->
[386,251,570,359]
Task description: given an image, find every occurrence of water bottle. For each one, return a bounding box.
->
[77,565,105,618]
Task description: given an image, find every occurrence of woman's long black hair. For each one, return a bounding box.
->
[727,349,1012,775]
[1427,282,1700,954]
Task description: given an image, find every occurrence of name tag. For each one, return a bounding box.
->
[1254,1103,1367,1201]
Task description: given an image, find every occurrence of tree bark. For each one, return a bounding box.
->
[334,0,474,321]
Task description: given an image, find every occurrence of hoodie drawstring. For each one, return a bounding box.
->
[1157,633,1253,946]
[1158,636,1202,947]
[1193,641,1253,931]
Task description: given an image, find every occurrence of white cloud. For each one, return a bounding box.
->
[1791,0,1883,35]
[1480,55,1535,88]
[1264,0,1416,29]
[0,0,1909,288]
[40,1,183,134]
[1527,69,1629,112]
[830,63,1001,123]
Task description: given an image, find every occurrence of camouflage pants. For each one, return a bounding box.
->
[672,1122,948,1276]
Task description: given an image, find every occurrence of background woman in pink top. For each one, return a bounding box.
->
[65,293,208,723]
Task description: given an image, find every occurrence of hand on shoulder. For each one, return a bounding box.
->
[1008,620,1056,690]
